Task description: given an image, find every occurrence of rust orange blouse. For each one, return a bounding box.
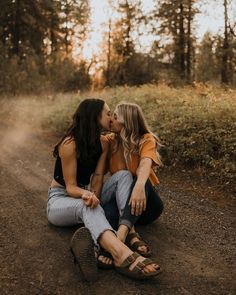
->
[105,133,160,186]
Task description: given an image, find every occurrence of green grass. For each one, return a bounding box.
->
[1,83,235,187]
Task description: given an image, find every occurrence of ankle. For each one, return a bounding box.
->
[130,226,135,233]
[117,225,129,243]
[113,247,133,266]
[117,232,125,243]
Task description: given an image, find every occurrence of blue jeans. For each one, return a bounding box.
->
[47,186,114,245]
[101,170,134,229]
[101,172,164,230]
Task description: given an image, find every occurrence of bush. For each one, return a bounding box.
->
[2,83,235,188]
[89,83,236,186]
[45,57,91,92]
[0,50,91,94]
[0,53,49,94]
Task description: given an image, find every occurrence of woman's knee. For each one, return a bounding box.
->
[84,203,105,217]
[113,170,133,180]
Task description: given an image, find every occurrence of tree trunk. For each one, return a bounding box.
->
[187,0,192,82]
[106,18,112,86]
[65,0,70,55]
[50,11,57,54]
[221,0,229,84]
[12,0,20,55]
[179,3,185,78]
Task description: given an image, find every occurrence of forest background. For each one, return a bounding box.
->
[0,0,235,191]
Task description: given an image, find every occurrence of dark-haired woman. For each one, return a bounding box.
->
[47,98,161,281]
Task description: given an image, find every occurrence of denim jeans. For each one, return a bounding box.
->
[101,171,164,230]
[101,170,134,228]
[47,186,114,245]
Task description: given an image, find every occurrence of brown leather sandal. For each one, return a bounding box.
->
[115,252,161,280]
[70,227,98,282]
[126,232,152,257]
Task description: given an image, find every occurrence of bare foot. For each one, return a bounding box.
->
[97,254,113,266]
[95,251,113,267]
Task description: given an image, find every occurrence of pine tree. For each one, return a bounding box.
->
[196,32,217,82]
[152,0,198,82]
[60,0,90,56]
[0,0,49,57]
[102,0,147,85]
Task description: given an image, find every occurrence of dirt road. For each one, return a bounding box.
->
[0,114,235,295]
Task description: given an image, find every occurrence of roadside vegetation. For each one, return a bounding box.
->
[1,83,235,190]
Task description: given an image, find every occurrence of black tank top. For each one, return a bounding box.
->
[53,142,103,187]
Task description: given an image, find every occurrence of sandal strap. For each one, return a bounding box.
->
[119,252,139,268]
[128,256,156,274]
[139,257,153,266]
[126,232,141,245]
[131,240,148,250]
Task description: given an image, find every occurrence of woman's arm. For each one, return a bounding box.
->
[60,139,99,207]
[128,157,152,216]
[129,134,160,215]
[90,136,109,198]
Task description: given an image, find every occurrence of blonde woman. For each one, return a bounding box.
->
[101,102,163,260]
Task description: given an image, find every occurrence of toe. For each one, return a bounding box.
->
[98,255,105,262]
[98,255,113,265]
[138,245,147,253]
[142,264,156,273]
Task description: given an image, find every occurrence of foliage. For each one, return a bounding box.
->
[0,0,91,94]
[2,83,234,186]
[45,56,91,92]
[0,0,236,93]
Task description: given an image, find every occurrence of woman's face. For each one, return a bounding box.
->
[110,108,123,133]
[99,103,111,130]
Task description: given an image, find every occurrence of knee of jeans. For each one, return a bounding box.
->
[114,170,133,179]
[94,204,105,214]
[83,203,104,216]
[74,199,85,215]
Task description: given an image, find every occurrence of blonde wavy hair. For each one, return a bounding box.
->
[113,102,162,167]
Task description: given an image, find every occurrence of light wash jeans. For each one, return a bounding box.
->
[47,186,114,246]
[101,170,134,229]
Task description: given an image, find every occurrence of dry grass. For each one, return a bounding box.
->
[1,82,235,187]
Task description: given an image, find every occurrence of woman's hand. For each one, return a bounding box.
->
[128,183,146,216]
[82,191,100,208]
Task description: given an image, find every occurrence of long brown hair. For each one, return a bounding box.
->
[53,98,105,162]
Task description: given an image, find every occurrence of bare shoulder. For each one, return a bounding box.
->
[59,137,76,157]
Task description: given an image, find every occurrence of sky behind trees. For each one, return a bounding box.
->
[78,0,232,60]
[1,0,235,93]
